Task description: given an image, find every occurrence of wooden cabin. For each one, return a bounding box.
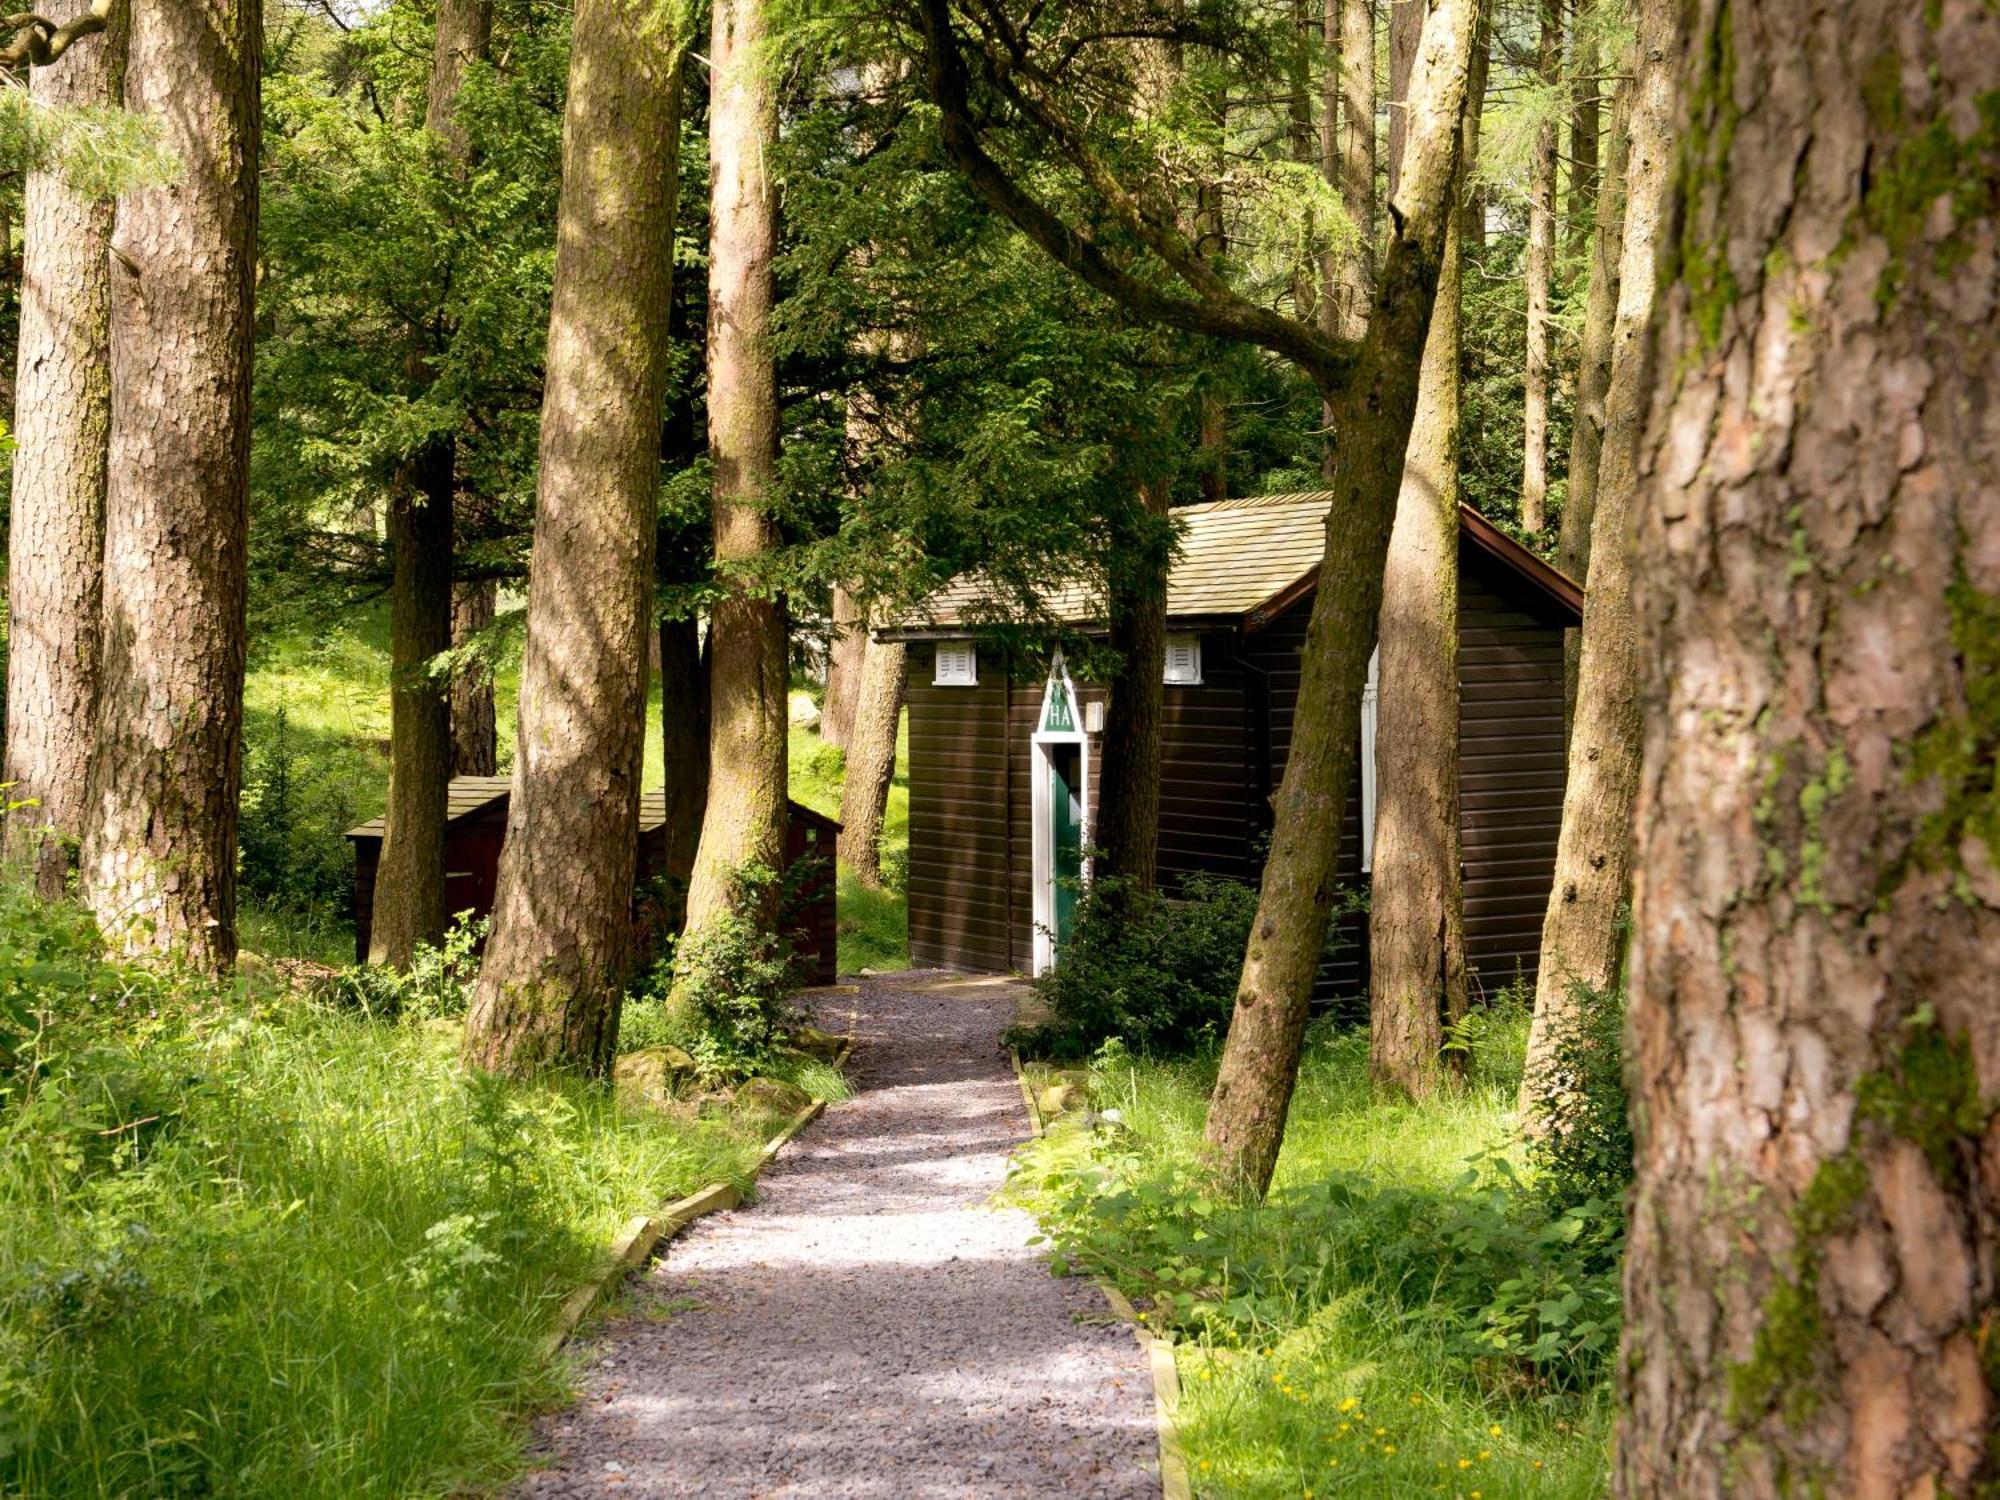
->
[347,779,840,984]
[880,491,1584,1004]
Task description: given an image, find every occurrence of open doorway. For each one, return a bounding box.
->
[1030,653,1089,975]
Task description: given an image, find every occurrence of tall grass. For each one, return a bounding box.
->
[1012,1022,1615,1499]
[0,892,770,1499]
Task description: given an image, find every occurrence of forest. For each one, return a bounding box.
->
[0,0,1994,1496]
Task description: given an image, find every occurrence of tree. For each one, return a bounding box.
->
[1324,0,1373,343]
[820,586,866,750]
[835,627,905,887]
[0,1,110,70]
[1092,480,1173,893]
[1518,0,1669,1117]
[682,0,789,937]
[3,0,122,897]
[81,0,258,970]
[1366,0,1484,1098]
[1618,4,2000,1495]
[461,0,685,1076]
[1518,0,1560,536]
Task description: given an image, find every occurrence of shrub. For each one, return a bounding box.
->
[1525,972,1634,1212]
[1014,873,1358,1060]
[648,863,804,1082]
[237,707,363,916]
[331,913,489,1021]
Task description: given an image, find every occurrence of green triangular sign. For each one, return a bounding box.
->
[1041,660,1076,733]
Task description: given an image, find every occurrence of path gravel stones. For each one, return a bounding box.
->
[516,971,1159,1498]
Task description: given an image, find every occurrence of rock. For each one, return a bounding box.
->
[615,1046,699,1107]
[789,697,822,730]
[735,1075,813,1118]
[790,1025,846,1061]
[1039,1082,1087,1117]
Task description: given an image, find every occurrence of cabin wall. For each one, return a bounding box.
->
[906,642,1016,971]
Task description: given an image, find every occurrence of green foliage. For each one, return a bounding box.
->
[1013,873,1358,1061]
[236,706,362,917]
[652,864,806,1082]
[1006,1032,1614,1496]
[0,891,765,1497]
[1523,974,1634,1212]
[0,90,177,198]
[331,912,490,1021]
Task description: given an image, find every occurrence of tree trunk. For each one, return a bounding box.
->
[1325,0,1373,343]
[1566,20,1598,259]
[449,582,498,774]
[1094,481,1171,894]
[1519,0,1560,536]
[1366,0,1484,1099]
[821,585,865,751]
[81,0,257,972]
[657,613,709,932]
[425,0,490,150]
[1556,79,1628,727]
[461,0,684,1077]
[3,0,121,898]
[1202,0,1479,1195]
[1617,5,2000,1496]
[836,633,904,887]
[1518,0,1670,1119]
[368,452,455,966]
[681,0,789,937]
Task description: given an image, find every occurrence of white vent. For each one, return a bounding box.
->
[934,641,978,686]
[1163,633,1202,685]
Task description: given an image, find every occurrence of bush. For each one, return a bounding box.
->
[1525,973,1633,1211]
[237,707,364,916]
[331,913,489,1021]
[1014,873,1358,1060]
[644,863,804,1082]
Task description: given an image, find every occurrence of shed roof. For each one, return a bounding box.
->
[883,490,1582,636]
[347,781,839,840]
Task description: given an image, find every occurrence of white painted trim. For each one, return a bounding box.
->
[1030,651,1090,976]
[1360,646,1379,874]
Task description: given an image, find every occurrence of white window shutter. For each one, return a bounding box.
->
[1360,646,1379,873]
[934,642,977,686]
[1163,633,1201,685]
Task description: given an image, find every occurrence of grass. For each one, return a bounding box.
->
[1011,1025,1615,1500]
[787,694,911,976]
[0,888,814,1499]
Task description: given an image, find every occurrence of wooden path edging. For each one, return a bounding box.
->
[539,1015,858,1362]
[1008,1048,1194,1500]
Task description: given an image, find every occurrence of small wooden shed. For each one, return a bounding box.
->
[348,781,841,985]
[880,491,1584,1003]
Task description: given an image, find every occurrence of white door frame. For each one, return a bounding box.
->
[1030,652,1090,976]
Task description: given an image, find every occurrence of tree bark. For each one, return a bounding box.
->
[821,585,865,751]
[1519,0,1560,536]
[1556,78,1628,726]
[1617,5,2000,1496]
[461,0,683,1077]
[1518,0,1669,1119]
[449,582,498,774]
[368,450,455,966]
[681,0,789,936]
[1325,0,1373,343]
[1201,0,1479,1195]
[836,633,905,887]
[425,0,490,151]
[1093,480,1171,894]
[657,613,709,932]
[1566,17,1598,259]
[1366,0,1483,1099]
[3,0,121,899]
[81,0,257,972]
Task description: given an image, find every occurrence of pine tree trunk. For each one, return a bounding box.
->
[682,0,789,936]
[425,0,490,150]
[1519,0,1560,536]
[449,582,498,774]
[1618,6,2000,1496]
[1366,0,1484,1099]
[1094,481,1171,894]
[1518,0,1670,1119]
[821,585,865,751]
[368,452,455,966]
[461,0,684,1077]
[836,634,904,888]
[1326,0,1373,343]
[657,613,709,932]
[1556,81,1629,727]
[82,0,257,972]
[4,0,122,898]
[1566,23,1598,259]
[1202,0,1479,1195]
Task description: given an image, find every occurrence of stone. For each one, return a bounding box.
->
[615,1046,699,1107]
[735,1075,813,1118]
[790,1025,846,1061]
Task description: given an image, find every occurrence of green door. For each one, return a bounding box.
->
[1049,743,1083,950]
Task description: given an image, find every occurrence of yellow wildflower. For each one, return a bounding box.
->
[1382,1445,1397,1456]
[1478,1450,1491,1461]
[1338,1396,1361,1413]
[1488,1424,1502,1437]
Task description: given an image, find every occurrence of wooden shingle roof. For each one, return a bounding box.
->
[885,490,1582,636]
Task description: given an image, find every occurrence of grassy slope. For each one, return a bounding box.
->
[1026,1032,1613,1500]
[785,696,911,975]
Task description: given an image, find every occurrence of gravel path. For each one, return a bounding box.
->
[515,971,1159,1498]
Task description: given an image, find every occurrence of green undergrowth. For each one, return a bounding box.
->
[0,885,773,1499]
[1007,1023,1617,1499]
[788,708,911,975]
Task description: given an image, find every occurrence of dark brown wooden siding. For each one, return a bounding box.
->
[899,534,1570,1003]
[907,641,1016,970]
